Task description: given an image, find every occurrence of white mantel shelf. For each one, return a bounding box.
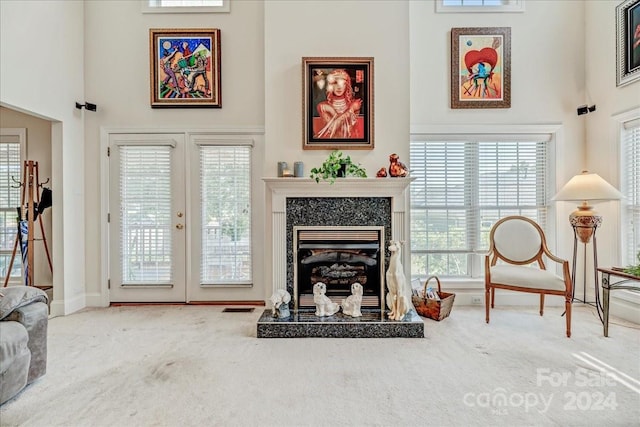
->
[263,177,415,211]
[264,177,414,296]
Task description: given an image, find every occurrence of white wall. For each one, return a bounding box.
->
[264,0,411,179]
[2,0,638,319]
[410,0,586,267]
[83,0,266,303]
[0,0,86,316]
[585,1,640,322]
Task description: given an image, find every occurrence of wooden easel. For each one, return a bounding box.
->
[2,160,52,288]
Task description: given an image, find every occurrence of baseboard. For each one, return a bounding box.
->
[85,292,109,308]
[608,297,640,324]
[49,292,86,318]
[110,300,266,307]
[454,291,567,307]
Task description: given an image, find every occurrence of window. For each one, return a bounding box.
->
[410,133,552,279]
[0,129,25,285]
[436,0,525,13]
[142,0,229,13]
[200,144,252,284]
[621,117,640,267]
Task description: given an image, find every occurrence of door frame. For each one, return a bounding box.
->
[98,127,265,307]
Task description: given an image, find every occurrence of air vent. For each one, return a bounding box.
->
[222,307,255,313]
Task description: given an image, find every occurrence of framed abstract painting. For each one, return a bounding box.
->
[302,57,374,150]
[616,0,640,87]
[450,27,511,109]
[149,28,221,108]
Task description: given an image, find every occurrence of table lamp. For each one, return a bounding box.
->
[552,170,623,243]
[552,170,623,307]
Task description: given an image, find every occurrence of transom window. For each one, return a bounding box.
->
[410,132,552,279]
[436,0,525,13]
[142,0,229,13]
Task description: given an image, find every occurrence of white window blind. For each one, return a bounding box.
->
[436,0,524,12]
[143,0,229,13]
[200,145,252,284]
[0,140,21,281]
[119,146,172,284]
[410,137,549,278]
[152,0,222,6]
[621,121,640,266]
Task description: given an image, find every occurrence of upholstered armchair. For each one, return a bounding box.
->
[485,216,572,337]
[0,286,49,405]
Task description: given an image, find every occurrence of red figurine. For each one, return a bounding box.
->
[388,153,408,177]
[376,167,388,178]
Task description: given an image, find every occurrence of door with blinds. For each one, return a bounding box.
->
[109,134,186,302]
[108,133,254,303]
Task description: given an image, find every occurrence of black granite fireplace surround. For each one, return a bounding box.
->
[286,197,392,307]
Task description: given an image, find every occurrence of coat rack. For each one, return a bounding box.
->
[3,160,52,288]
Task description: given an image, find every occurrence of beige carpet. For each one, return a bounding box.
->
[1,304,639,427]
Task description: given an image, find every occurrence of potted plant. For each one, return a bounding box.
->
[309,150,367,184]
[624,251,640,277]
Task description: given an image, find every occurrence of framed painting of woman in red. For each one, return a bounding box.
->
[450,27,511,109]
[302,57,374,150]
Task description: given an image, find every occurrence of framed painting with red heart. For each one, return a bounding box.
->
[450,27,511,109]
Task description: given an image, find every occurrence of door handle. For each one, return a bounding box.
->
[176,223,184,230]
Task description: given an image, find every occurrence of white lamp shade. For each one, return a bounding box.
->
[552,171,623,202]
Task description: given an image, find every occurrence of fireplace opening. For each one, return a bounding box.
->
[294,227,385,309]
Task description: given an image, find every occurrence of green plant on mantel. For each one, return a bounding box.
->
[309,150,367,184]
[624,251,640,277]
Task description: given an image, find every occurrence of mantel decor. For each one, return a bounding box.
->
[149,28,222,108]
[309,150,367,184]
[302,57,374,150]
[616,0,640,87]
[450,27,511,109]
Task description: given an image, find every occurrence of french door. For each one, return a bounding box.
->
[109,134,186,302]
[108,132,255,303]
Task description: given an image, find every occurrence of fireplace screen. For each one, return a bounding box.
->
[294,227,385,309]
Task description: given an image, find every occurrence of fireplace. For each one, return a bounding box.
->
[259,178,423,338]
[294,226,385,310]
[263,177,413,307]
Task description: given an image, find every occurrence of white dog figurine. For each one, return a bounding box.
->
[385,240,411,321]
[342,282,363,318]
[313,282,340,317]
[270,289,291,318]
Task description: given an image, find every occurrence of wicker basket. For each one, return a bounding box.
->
[412,276,455,321]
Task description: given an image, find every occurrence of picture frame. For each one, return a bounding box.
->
[149,28,221,108]
[616,0,640,87]
[302,57,374,150]
[450,27,511,109]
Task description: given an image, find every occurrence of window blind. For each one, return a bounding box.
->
[119,146,172,284]
[149,0,223,7]
[410,138,549,277]
[200,145,252,284]
[621,122,640,266]
[0,141,21,280]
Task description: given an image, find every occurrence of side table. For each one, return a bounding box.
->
[597,267,640,337]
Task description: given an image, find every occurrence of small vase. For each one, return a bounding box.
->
[337,163,347,177]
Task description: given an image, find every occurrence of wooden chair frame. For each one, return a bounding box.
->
[485,216,572,337]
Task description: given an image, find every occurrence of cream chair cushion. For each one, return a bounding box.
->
[490,265,567,291]
[493,218,542,262]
